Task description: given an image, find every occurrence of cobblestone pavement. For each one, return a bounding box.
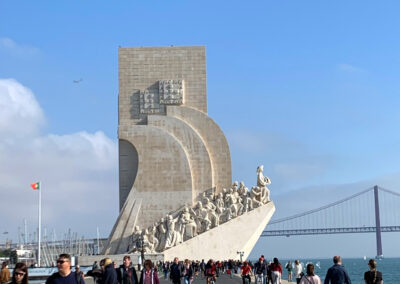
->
[159,273,290,284]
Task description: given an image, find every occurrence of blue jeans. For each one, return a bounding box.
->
[184,276,191,284]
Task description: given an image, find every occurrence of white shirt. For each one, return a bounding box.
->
[294,263,303,278]
[299,275,322,284]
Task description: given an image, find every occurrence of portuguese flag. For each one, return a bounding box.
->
[31,182,40,190]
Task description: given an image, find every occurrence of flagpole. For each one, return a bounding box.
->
[38,181,41,267]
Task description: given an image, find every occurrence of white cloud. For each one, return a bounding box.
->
[0,78,45,138]
[0,79,118,241]
[0,38,40,57]
[337,63,365,73]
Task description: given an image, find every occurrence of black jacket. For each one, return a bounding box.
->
[169,263,183,280]
[103,264,118,284]
[117,265,138,284]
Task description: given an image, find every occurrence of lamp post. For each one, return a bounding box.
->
[237,251,244,262]
[136,235,145,270]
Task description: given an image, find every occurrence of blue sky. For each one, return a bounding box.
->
[1,1,400,258]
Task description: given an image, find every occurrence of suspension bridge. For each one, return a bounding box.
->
[261,185,400,258]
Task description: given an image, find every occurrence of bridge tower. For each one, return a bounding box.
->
[374,185,383,258]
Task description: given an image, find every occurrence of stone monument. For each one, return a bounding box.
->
[102,46,275,260]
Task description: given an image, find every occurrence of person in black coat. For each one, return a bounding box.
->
[102,258,118,284]
[169,257,183,284]
[117,256,139,284]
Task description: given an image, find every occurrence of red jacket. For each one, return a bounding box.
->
[270,263,282,274]
[241,265,252,276]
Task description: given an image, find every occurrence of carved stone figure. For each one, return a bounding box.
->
[192,201,211,233]
[179,207,197,240]
[156,218,167,251]
[147,225,159,253]
[203,198,219,227]
[165,214,178,249]
[128,226,142,253]
[238,181,249,197]
[257,165,271,187]
[251,186,264,208]
[214,192,225,219]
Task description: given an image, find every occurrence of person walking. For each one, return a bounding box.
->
[170,257,183,284]
[46,254,86,284]
[286,261,293,282]
[241,261,252,284]
[75,266,84,284]
[200,260,206,279]
[0,262,10,284]
[10,262,28,284]
[205,259,216,284]
[324,256,351,284]
[102,258,118,284]
[117,256,139,284]
[254,258,267,284]
[294,260,303,284]
[163,262,169,279]
[364,259,383,284]
[139,260,160,284]
[299,264,321,284]
[182,260,193,284]
[270,258,282,284]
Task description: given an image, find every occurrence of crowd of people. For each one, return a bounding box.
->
[0,254,384,284]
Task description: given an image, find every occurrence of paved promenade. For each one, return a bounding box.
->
[159,273,290,284]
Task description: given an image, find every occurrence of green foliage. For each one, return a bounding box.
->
[0,249,17,263]
[10,250,18,264]
[0,249,12,257]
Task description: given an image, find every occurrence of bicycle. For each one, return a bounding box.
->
[206,275,216,284]
[255,274,264,284]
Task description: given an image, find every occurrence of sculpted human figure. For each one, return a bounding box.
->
[141,229,153,253]
[175,216,184,245]
[232,181,239,191]
[260,186,270,203]
[156,218,167,251]
[257,165,271,203]
[238,181,249,197]
[148,225,159,253]
[179,206,197,240]
[165,214,178,249]
[192,201,211,232]
[220,206,233,223]
[203,197,219,227]
[231,181,240,200]
[224,188,235,208]
[214,192,225,220]
[257,165,271,187]
[242,190,253,213]
[128,226,142,253]
[251,186,264,208]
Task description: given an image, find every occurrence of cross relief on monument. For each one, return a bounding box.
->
[138,80,184,115]
[159,79,184,105]
[139,89,165,114]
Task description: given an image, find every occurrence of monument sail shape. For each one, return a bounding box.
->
[103,46,275,259]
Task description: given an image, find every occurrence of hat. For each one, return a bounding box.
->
[104,258,112,266]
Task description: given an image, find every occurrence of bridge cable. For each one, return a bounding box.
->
[268,186,374,225]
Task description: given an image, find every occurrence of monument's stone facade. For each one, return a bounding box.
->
[104,46,234,254]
